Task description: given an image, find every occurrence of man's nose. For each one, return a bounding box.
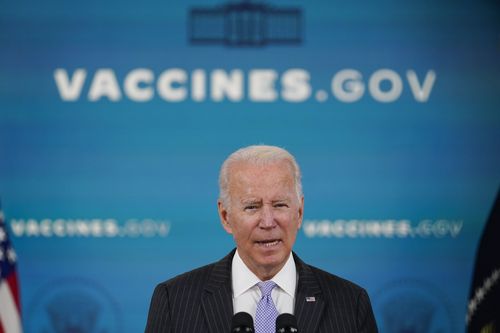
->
[259,205,276,228]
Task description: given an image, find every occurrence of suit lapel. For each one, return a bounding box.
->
[294,253,325,333]
[200,250,325,333]
[201,250,235,333]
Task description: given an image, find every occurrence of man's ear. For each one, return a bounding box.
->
[218,200,233,234]
[297,196,304,229]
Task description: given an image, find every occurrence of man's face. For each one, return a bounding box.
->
[218,160,304,280]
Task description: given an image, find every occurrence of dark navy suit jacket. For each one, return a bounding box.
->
[145,250,378,332]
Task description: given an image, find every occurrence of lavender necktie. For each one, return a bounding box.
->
[254,281,279,333]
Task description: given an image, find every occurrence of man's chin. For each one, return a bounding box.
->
[254,253,288,274]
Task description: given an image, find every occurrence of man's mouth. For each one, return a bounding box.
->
[255,239,281,247]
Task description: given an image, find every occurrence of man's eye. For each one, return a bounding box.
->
[244,205,258,210]
[274,203,288,208]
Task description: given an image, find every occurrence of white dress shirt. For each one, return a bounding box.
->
[232,249,297,317]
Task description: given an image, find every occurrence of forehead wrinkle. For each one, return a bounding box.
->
[240,198,260,204]
[232,182,295,204]
[227,161,297,203]
[233,174,292,194]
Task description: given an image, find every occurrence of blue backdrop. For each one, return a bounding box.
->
[1,0,499,332]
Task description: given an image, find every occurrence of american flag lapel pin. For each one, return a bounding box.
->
[306,296,316,302]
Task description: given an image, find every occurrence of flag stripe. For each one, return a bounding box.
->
[6,273,21,312]
[0,282,23,333]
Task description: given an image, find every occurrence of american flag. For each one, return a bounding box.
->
[0,207,23,333]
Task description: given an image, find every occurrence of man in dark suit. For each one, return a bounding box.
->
[145,145,378,333]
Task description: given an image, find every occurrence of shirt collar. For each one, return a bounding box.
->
[232,249,297,298]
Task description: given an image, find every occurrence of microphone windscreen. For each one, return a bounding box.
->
[231,312,254,332]
[276,313,298,332]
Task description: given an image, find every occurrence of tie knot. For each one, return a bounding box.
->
[258,280,277,297]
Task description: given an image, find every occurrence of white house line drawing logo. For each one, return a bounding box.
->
[189,0,302,46]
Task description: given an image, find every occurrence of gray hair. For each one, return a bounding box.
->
[218,145,303,208]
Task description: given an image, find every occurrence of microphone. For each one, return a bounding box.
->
[276,313,298,333]
[231,312,254,332]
